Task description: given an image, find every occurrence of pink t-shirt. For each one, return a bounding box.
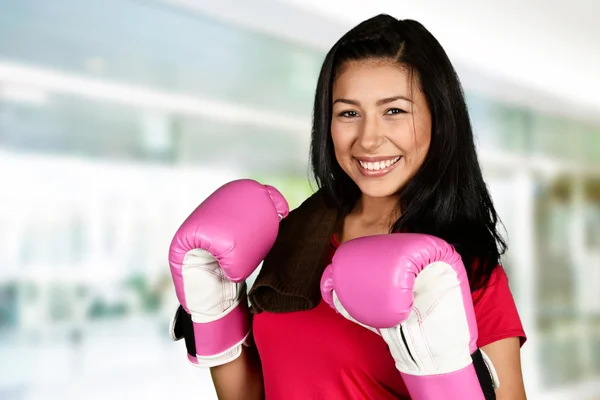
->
[253,237,526,399]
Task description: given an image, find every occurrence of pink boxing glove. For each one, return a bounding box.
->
[169,179,288,367]
[320,233,499,400]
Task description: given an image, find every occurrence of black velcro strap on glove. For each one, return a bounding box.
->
[171,305,196,361]
[471,348,496,400]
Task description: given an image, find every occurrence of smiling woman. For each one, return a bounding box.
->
[330,60,431,195]
[168,12,527,400]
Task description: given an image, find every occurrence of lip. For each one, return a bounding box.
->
[354,156,402,177]
[354,155,401,162]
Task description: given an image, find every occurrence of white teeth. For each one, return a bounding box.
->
[358,156,400,171]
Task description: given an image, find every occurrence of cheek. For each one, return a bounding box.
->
[330,124,354,159]
[413,131,431,162]
[394,121,431,164]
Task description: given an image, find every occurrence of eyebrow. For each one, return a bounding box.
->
[333,95,412,106]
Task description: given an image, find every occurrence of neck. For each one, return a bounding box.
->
[352,194,400,228]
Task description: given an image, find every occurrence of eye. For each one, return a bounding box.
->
[339,110,359,118]
[385,108,405,115]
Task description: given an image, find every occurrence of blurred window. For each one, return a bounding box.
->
[1,0,600,396]
[0,0,322,115]
[467,93,532,154]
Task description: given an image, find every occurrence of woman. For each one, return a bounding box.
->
[170,13,527,400]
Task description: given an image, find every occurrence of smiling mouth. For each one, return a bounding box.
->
[356,156,401,171]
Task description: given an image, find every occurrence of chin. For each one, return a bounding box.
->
[354,179,403,199]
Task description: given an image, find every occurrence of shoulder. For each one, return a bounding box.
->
[280,189,332,227]
[472,265,510,301]
[273,188,339,247]
[471,266,527,348]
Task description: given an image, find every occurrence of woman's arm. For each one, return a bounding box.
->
[210,345,265,400]
[481,337,527,399]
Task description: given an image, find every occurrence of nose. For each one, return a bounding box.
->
[357,115,384,152]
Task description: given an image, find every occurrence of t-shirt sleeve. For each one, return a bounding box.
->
[472,266,527,348]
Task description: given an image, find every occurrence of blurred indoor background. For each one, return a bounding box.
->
[0,0,599,399]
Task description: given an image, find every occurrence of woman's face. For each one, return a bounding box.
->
[331,59,432,199]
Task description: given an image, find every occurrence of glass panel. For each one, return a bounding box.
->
[535,175,574,310]
[0,0,323,116]
[174,114,309,174]
[0,94,159,161]
[0,90,310,171]
[530,114,583,161]
[467,93,531,153]
[535,175,600,387]
[581,124,600,163]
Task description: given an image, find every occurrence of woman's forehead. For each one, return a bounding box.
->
[332,60,421,102]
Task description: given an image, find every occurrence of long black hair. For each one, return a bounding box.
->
[310,14,507,291]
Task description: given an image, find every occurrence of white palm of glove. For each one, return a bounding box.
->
[332,261,498,385]
[180,249,250,364]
